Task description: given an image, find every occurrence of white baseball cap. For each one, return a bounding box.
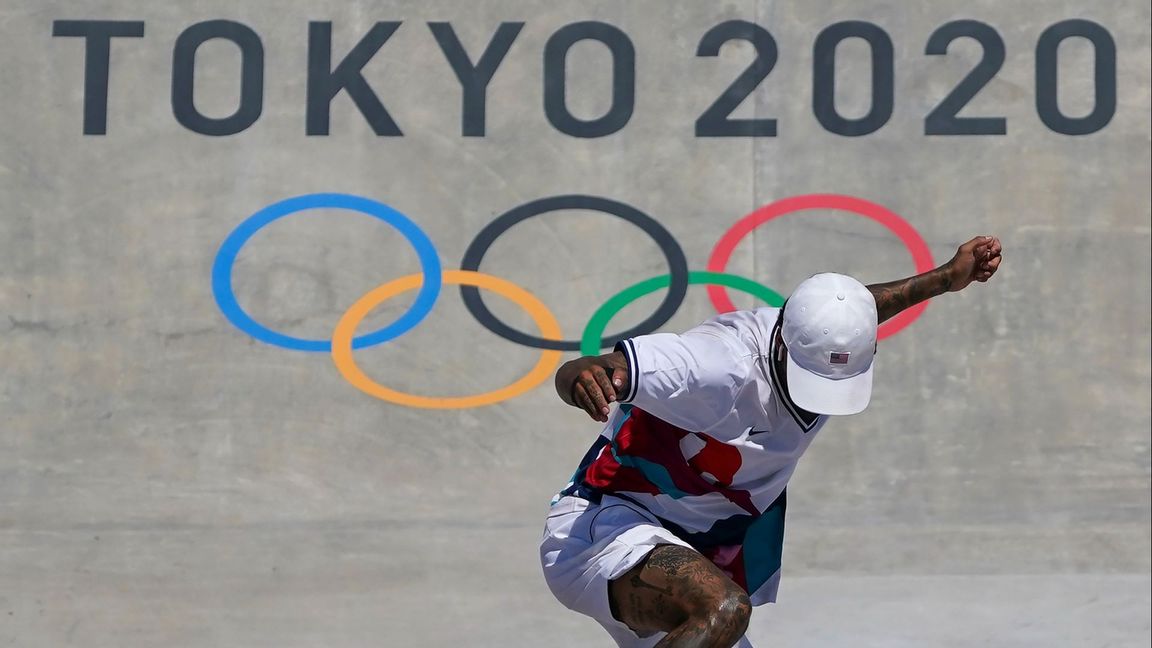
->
[781,273,877,415]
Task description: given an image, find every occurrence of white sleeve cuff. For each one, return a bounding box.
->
[613,339,639,403]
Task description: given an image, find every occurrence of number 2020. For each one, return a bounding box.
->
[697,18,1116,137]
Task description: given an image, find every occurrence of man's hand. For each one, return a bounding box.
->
[945,235,1003,292]
[868,235,1003,324]
[554,351,631,422]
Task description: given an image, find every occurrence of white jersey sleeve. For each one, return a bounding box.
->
[614,309,774,433]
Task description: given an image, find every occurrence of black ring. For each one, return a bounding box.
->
[459,195,690,351]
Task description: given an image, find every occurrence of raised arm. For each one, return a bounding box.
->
[868,235,1002,324]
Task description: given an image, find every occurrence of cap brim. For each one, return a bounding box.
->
[784,353,873,416]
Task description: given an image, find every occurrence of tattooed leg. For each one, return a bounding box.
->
[608,544,751,647]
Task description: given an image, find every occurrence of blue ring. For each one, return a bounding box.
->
[211,193,442,352]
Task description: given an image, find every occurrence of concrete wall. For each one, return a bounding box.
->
[1,1,1149,646]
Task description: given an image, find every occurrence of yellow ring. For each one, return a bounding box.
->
[332,270,563,409]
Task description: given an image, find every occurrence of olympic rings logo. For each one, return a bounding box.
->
[212,193,934,409]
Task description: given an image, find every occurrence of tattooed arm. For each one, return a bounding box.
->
[868,235,1003,324]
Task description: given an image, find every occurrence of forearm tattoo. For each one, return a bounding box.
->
[867,266,952,324]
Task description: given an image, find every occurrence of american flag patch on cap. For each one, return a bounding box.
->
[829,352,850,364]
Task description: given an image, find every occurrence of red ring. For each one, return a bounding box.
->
[706,194,936,340]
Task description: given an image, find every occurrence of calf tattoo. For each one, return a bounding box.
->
[646,546,702,574]
[611,545,751,646]
[631,573,673,596]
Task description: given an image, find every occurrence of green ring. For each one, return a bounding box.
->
[580,271,787,356]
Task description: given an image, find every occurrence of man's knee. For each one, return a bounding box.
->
[703,587,752,640]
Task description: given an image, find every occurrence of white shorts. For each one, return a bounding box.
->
[539,495,756,648]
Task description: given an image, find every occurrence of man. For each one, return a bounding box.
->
[540,236,1003,647]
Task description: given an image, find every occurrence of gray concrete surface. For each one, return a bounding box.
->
[1,1,1149,646]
